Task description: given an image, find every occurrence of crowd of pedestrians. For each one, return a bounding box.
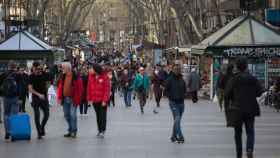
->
[0,57,274,158]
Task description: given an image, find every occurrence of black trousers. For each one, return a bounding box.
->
[79,102,88,114]
[191,91,198,103]
[109,88,115,107]
[32,98,50,136]
[93,103,107,133]
[154,87,163,106]
[137,91,147,111]
[234,115,255,158]
[19,95,26,112]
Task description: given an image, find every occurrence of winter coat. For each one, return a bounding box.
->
[219,72,233,90]
[152,71,165,94]
[132,73,150,94]
[120,73,134,90]
[165,74,186,103]
[57,72,83,106]
[224,72,263,118]
[87,72,111,104]
[188,72,201,92]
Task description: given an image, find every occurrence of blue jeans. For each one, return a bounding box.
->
[169,101,185,139]
[4,97,19,134]
[234,115,255,158]
[63,97,77,133]
[123,90,132,107]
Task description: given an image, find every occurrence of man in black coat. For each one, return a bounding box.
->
[165,64,186,144]
[224,58,263,158]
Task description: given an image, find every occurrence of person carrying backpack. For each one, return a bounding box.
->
[0,61,20,140]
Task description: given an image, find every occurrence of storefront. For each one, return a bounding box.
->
[164,47,192,65]
[0,31,65,71]
[192,15,280,99]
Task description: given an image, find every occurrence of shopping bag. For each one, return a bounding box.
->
[48,85,57,107]
[28,93,32,104]
[213,94,218,103]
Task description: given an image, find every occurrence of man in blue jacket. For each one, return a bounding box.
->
[132,67,150,114]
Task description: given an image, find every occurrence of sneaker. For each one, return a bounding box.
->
[99,132,105,139]
[153,109,159,114]
[176,137,185,144]
[170,137,177,143]
[64,133,72,138]
[5,133,10,140]
[71,133,77,138]
[37,135,43,140]
[96,132,101,137]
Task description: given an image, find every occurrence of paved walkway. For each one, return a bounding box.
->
[0,95,280,158]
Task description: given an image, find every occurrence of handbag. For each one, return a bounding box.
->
[225,103,242,127]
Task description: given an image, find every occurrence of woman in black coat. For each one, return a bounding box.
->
[152,67,165,108]
[224,58,263,158]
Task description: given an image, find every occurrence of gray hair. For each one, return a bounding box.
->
[62,62,72,71]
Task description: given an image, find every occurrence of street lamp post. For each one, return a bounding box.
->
[176,31,179,60]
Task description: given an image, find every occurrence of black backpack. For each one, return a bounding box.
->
[1,73,18,97]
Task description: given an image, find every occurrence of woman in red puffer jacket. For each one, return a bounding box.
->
[87,64,110,138]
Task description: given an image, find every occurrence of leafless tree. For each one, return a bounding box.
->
[125,0,171,45]
[25,0,50,21]
[125,0,225,45]
[44,0,96,47]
